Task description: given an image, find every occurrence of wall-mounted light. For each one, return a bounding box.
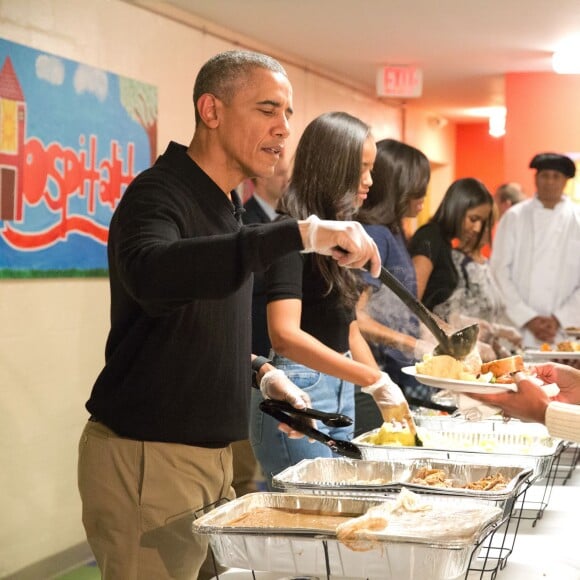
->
[488,107,506,138]
[552,38,580,74]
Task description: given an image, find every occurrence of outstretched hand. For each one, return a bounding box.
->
[533,363,580,405]
[468,362,580,424]
[469,375,549,423]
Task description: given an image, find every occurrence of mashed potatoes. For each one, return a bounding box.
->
[415,353,492,383]
[366,422,416,446]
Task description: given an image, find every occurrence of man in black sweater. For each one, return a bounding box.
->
[78,50,380,580]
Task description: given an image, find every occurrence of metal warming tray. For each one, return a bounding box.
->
[354,417,564,480]
[272,457,532,517]
[192,492,502,580]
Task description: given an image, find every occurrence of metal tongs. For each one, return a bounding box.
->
[259,399,363,460]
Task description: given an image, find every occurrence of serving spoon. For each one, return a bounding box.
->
[375,265,479,359]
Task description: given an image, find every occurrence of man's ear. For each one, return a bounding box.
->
[196,93,220,128]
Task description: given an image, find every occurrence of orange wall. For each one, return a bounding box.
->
[455,73,580,199]
[455,122,504,194]
[505,72,580,196]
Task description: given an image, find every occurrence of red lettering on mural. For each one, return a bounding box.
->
[3,136,135,250]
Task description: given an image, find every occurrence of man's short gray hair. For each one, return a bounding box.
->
[193,50,287,124]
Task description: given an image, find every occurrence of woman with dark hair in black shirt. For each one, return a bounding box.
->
[250,112,410,488]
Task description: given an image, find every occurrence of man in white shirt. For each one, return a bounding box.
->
[491,152,580,347]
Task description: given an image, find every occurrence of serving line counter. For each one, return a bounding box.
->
[193,415,574,580]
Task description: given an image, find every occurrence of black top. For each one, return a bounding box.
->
[243,196,274,357]
[408,222,459,311]
[86,142,303,445]
[265,249,354,353]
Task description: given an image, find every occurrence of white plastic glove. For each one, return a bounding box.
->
[298,215,381,277]
[413,339,436,361]
[260,369,315,439]
[260,369,311,409]
[361,371,414,426]
[361,372,406,406]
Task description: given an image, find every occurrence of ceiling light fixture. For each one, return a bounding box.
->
[552,39,580,74]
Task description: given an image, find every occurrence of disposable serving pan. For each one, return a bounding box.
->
[272,457,532,517]
[354,418,564,480]
[192,492,502,580]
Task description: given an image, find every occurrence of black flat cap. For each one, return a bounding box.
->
[529,152,576,178]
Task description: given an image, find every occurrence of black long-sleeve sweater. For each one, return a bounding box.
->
[86,142,303,445]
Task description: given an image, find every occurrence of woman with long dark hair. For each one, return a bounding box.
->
[250,113,408,488]
[409,178,521,353]
[354,139,437,430]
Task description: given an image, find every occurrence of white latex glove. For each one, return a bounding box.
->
[298,215,381,277]
[361,372,406,406]
[260,369,311,409]
[260,369,315,439]
[413,339,436,361]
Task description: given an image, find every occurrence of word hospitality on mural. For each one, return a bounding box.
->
[0,38,157,278]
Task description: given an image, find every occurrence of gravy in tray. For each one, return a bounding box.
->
[226,507,356,530]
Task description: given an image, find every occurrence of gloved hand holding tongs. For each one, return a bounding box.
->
[259,369,363,459]
[259,368,317,438]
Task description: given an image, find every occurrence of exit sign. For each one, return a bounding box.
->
[376,66,423,98]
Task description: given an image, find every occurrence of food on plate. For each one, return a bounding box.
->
[540,340,580,352]
[415,354,492,383]
[365,421,417,446]
[416,354,477,381]
[415,353,530,384]
[480,354,524,383]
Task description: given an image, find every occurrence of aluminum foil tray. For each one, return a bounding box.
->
[354,419,563,480]
[192,492,501,580]
[272,457,532,515]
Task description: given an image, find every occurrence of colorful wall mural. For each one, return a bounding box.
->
[0,39,157,277]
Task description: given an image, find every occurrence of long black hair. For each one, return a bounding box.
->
[279,111,371,307]
[431,177,494,251]
[357,139,430,236]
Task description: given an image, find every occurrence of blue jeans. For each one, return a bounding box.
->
[250,353,355,490]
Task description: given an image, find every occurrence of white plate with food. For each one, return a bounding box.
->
[401,366,517,394]
[524,349,580,361]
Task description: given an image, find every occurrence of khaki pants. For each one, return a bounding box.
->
[78,420,234,580]
[231,439,259,496]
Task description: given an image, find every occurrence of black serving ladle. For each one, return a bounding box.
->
[375,265,479,359]
[259,399,363,460]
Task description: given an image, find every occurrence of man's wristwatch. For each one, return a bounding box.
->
[251,356,272,389]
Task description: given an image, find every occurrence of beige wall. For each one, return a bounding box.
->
[0,0,454,575]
